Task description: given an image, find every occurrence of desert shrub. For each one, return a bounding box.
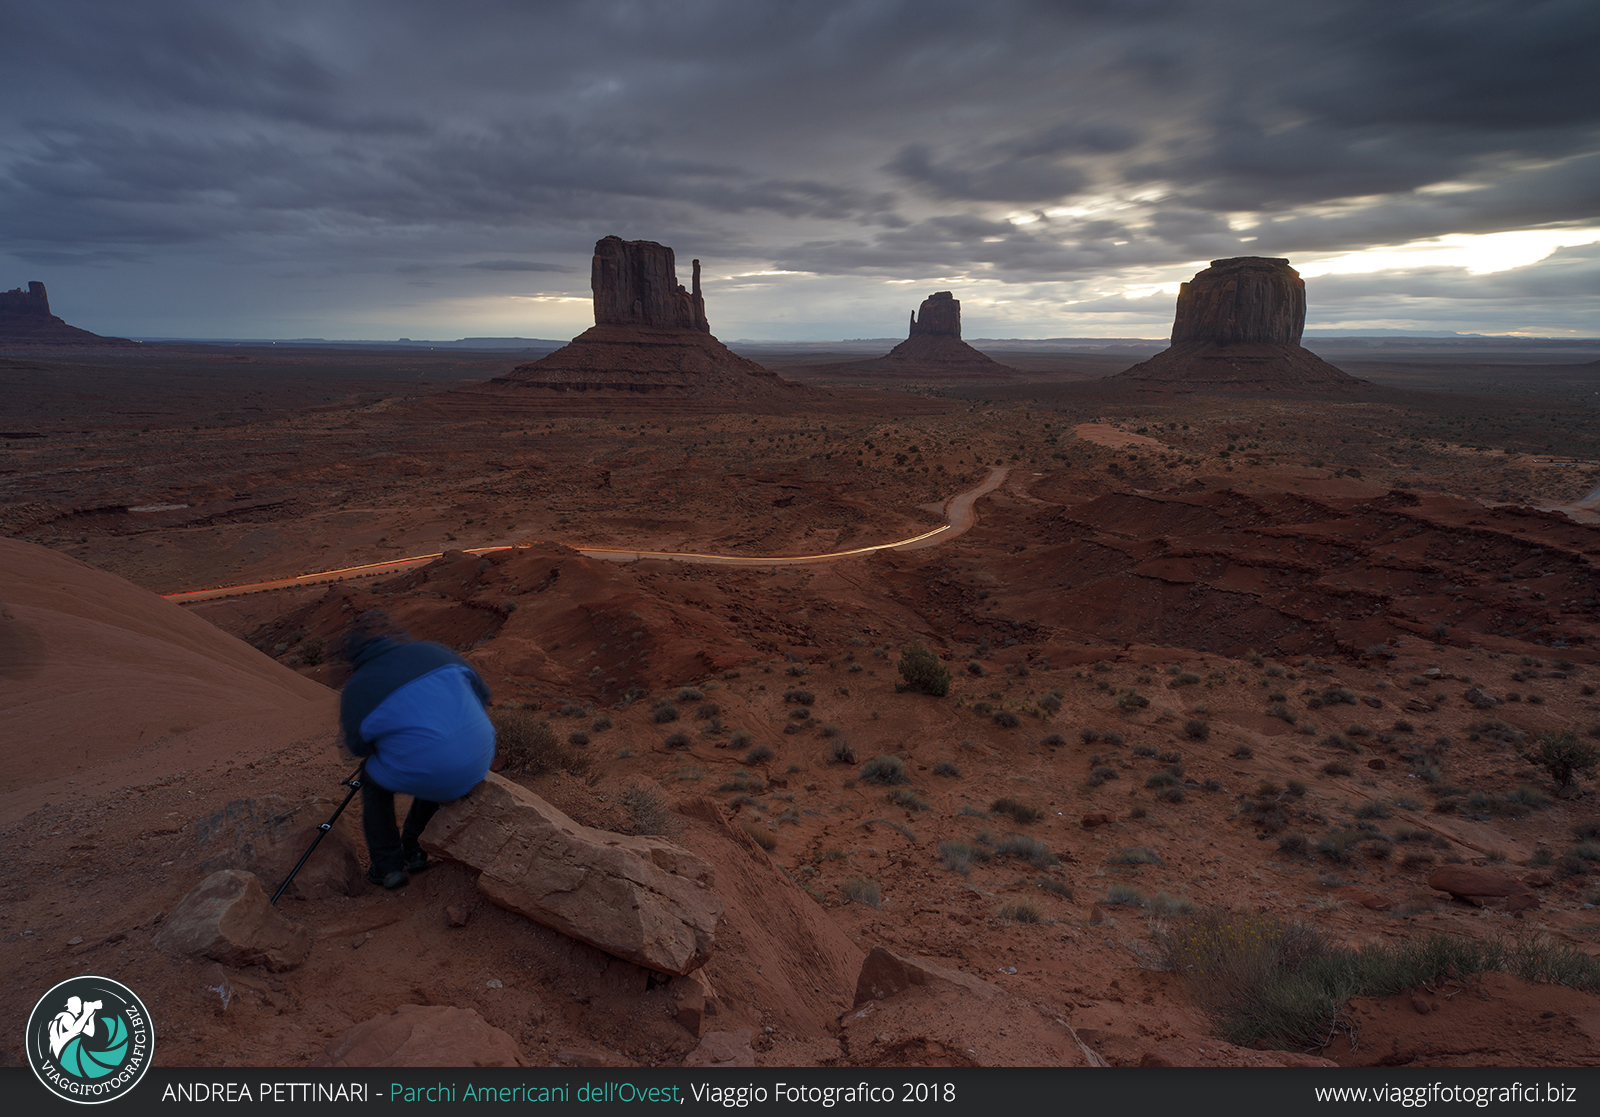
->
[884,788,930,811]
[1042,733,1067,748]
[727,793,761,810]
[991,797,1044,824]
[491,708,593,780]
[567,731,590,746]
[1158,913,1600,1050]
[739,820,777,851]
[860,754,910,785]
[967,660,986,676]
[993,709,1021,729]
[1267,701,1295,723]
[1105,884,1145,906]
[1108,846,1164,866]
[1346,722,1371,738]
[897,644,950,697]
[1159,786,1188,803]
[1170,672,1203,688]
[840,876,881,908]
[1116,689,1151,710]
[1102,731,1126,748]
[999,901,1043,924]
[932,761,962,777]
[1133,743,1157,758]
[592,714,613,731]
[1575,821,1600,843]
[1320,759,1352,777]
[1145,771,1179,789]
[663,731,692,749]
[1039,691,1063,714]
[743,743,774,765]
[1147,891,1195,917]
[616,781,681,837]
[939,840,974,875]
[1184,718,1211,741]
[785,664,808,677]
[1277,833,1311,857]
[830,738,858,765]
[996,833,1058,868]
[1088,765,1118,786]
[676,686,705,702]
[696,702,721,720]
[1320,733,1359,753]
[1232,744,1254,759]
[729,728,754,749]
[1522,730,1599,789]
[1035,878,1074,900]
[1400,852,1436,870]
[300,637,324,666]
[1355,800,1393,820]
[1286,779,1308,797]
[653,703,680,724]
[783,688,815,705]
[1508,785,1551,809]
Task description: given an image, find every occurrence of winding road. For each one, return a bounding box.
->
[162,467,1009,603]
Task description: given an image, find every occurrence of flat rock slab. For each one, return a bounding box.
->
[1428,866,1540,911]
[153,869,309,971]
[853,945,1001,1008]
[312,1004,524,1067]
[422,772,721,975]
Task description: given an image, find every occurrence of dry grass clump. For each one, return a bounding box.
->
[999,901,1043,924]
[840,876,882,908]
[614,781,681,837]
[490,707,594,781]
[939,839,975,875]
[860,754,910,785]
[739,820,777,851]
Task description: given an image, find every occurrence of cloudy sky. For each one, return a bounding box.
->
[3,0,1597,340]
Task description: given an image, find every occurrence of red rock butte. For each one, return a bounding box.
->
[830,291,1016,381]
[1115,257,1360,391]
[485,237,801,403]
[0,281,137,347]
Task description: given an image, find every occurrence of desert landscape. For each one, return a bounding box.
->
[4,235,1600,1072]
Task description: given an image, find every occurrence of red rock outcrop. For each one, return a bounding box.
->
[151,869,310,971]
[0,281,137,346]
[312,1005,525,1067]
[1116,257,1360,391]
[484,237,801,403]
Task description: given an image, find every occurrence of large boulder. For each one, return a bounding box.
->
[312,1005,524,1067]
[192,795,364,900]
[1428,865,1540,911]
[152,869,310,971]
[421,773,721,975]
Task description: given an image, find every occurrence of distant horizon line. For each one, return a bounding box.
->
[116,329,1600,347]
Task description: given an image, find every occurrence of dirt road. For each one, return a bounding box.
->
[163,467,1010,602]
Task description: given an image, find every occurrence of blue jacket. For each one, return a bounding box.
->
[339,637,495,802]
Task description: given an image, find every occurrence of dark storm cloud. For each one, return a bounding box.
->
[2,0,1596,335]
[462,261,573,273]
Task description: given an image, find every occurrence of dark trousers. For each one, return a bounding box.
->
[360,773,439,875]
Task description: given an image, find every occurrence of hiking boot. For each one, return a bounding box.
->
[367,866,408,890]
[404,849,431,874]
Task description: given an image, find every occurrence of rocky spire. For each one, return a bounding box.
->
[0,280,135,346]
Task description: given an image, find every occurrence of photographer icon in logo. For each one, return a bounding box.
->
[26,976,154,1104]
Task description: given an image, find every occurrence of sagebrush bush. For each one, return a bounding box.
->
[1184,718,1211,741]
[857,754,906,785]
[996,833,1058,868]
[896,644,950,697]
[743,743,774,765]
[653,703,680,724]
[991,797,1044,824]
[939,840,974,875]
[933,761,962,777]
[491,707,593,780]
[999,901,1042,924]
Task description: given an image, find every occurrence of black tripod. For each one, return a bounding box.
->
[270,764,364,906]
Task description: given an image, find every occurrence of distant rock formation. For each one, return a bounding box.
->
[1115,257,1360,391]
[0,281,137,346]
[491,237,798,402]
[814,291,1015,381]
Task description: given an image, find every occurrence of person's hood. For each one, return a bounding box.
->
[348,634,404,670]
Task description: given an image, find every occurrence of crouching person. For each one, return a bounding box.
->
[338,610,495,890]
